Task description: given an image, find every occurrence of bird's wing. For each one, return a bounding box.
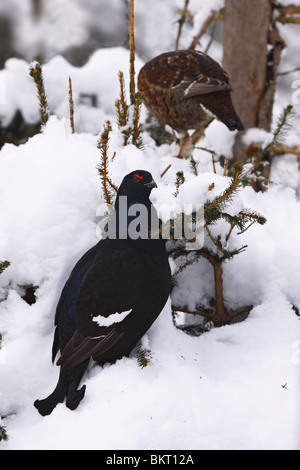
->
[52,242,100,361]
[56,241,147,370]
[54,242,100,325]
[184,75,232,97]
[174,50,232,97]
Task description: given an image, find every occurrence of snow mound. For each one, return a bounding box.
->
[0,112,299,450]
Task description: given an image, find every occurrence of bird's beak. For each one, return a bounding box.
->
[144,179,157,189]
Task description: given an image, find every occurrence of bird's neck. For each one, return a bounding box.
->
[112,195,159,241]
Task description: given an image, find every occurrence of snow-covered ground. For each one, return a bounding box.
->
[1,2,300,451]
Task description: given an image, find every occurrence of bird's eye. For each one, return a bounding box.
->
[134,173,143,180]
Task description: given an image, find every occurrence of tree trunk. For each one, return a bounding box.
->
[222,0,273,162]
[212,260,226,326]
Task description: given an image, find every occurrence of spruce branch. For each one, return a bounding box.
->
[115,71,143,148]
[0,424,8,442]
[243,105,294,188]
[174,171,185,197]
[170,161,265,328]
[204,163,243,224]
[136,346,153,368]
[190,156,199,176]
[97,121,117,207]
[237,210,267,229]
[172,251,199,276]
[272,104,293,145]
[29,61,49,127]
[115,71,129,128]
[276,5,300,24]
[0,261,10,275]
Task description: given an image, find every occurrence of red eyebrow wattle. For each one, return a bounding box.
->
[134,173,143,179]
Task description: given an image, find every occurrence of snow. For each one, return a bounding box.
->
[0,48,144,132]
[0,2,300,451]
[0,116,299,450]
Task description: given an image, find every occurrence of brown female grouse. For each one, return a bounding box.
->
[138,49,244,158]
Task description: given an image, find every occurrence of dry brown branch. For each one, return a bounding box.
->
[246,142,300,157]
[68,77,75,134]
[223,158,229,176]
[278,16,300,23]
[211,154,216,174]
[172,302,253,326]
[277,4,300,24]
[189,8,224,50]
[172,304,216,321]
[175,0,190,50]
[129,0,136,104]
[132,91,143,148]
[279,5,300,15]
[278,66,300,76]
[160,164,172,178]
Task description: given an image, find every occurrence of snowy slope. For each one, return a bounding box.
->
[0,3,300,449]
[0,110,299,449]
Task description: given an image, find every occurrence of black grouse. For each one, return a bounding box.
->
[34,170,171,416]
[138,49,244,158]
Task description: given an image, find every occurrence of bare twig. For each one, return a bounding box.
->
[161,164,172,178]
[171,303,253,326]
[129,0,136,104]
[189,8,224,50]
[132,91,143,148]
[246,142,300,157]
[223,158,229,176]
[175,0,190,50]
[278,66,300,76]
[69,77,75,134]
[211,153,216,174]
